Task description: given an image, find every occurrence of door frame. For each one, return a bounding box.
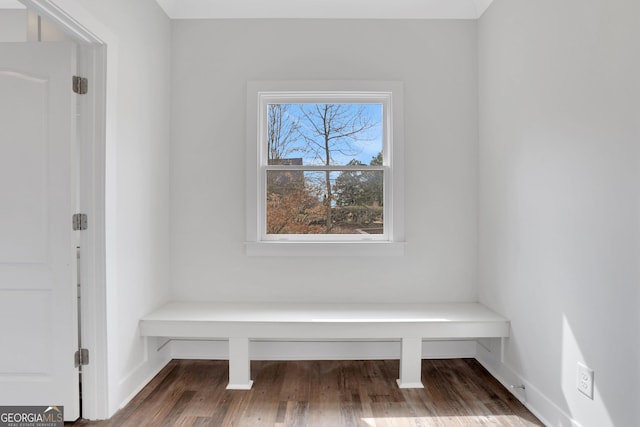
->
[19,0,113,419]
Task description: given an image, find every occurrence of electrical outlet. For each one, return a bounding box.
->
[577,362,594,399]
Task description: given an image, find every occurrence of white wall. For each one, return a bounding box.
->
[170,19,479,303]
[478,1,640,426]
[71,0,173,415]
[0,9,26,41]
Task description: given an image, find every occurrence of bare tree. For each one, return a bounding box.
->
[267,104,299,162]
[297,104,377,231]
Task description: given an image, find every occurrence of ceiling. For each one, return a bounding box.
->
[1,0,494,19]
[155,0,494,19]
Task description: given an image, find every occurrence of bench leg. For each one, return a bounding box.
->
[227,337,253,390]
[396,337,424,388]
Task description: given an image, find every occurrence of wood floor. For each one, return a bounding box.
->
[70,359,544,427]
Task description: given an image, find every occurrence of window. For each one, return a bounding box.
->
[246,81,405,256]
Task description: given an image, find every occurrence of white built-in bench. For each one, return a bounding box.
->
[139,302,509,390]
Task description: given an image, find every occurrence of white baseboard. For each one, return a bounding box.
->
[475,338,580,427]
[168,338,477,360]
[115,337,172,414]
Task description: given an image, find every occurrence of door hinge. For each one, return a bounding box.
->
[72,213,87,231]
[72,75,88,95]
[74,348,89,367]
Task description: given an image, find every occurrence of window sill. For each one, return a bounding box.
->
[245,241,406,257]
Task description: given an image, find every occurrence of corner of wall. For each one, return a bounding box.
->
[114,337,172,413]
[475,339,580,427]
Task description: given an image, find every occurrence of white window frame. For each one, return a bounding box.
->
[246,81,405,256]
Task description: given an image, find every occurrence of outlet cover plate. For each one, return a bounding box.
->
[577,362,594,399]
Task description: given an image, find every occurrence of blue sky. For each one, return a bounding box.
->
[270,103,383,166]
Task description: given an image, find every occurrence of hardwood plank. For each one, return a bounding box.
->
[68,359,544,427]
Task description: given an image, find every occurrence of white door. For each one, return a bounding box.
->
[0,43,80,421]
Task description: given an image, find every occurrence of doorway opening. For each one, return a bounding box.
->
[5,0,109,420]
